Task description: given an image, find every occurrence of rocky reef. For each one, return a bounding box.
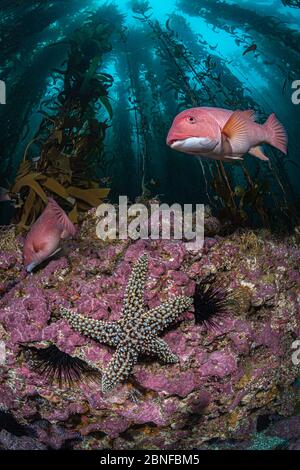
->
[0,211,300,450]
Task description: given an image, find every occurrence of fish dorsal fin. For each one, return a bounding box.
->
[47,198,76,238]
[222,111,249,147]
[248,146,269,161]
[240,110,256,121]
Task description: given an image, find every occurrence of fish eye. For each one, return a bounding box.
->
[186,116,196,123]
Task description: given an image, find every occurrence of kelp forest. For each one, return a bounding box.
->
[1,0,300,232]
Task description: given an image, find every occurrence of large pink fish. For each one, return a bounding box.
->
[166,107,287,162]
[23,198,76,272]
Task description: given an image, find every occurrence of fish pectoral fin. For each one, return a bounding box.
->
[48,247,62,259]
[222,111,249,148]
[248,146,269,161]
[223,155,243,162]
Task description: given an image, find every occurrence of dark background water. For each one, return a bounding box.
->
[0,0,300,229]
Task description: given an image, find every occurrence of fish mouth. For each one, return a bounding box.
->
[169,137,218,153]
[26,262,38,273]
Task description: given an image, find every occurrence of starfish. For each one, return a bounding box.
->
[60,254,193,393]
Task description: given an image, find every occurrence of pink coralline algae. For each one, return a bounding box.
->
[0,215,300,450]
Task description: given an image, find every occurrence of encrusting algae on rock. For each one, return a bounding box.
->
[0,208,299,449]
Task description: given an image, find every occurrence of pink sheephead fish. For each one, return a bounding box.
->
[23,197,76,272]
[166,107,287,162]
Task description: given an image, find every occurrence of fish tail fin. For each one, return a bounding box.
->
[264,113,288,155]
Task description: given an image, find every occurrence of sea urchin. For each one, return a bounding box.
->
[22,344,101,387]
[193,281,231,330]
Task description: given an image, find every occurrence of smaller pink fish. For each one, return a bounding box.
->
[23,198,76,272]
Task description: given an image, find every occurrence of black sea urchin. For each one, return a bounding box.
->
[22,344,101,387]
[193,281,231,330]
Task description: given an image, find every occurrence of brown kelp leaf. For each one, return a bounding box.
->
[76,201,91,211]
[15,161,32,181]
[68,204,78,224]
[87,188,110,199]
[52,155,71,172]
[54,129,63,145]
[18,188,36,229]
[42,177,75,204]
[67,187,110,207]
[12,172,43,189]
[32,197,43,222]
[12,174,48,204]
[45,146,62,161]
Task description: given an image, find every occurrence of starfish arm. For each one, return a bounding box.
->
[102,343,138,393]
[142,295,193,335]
[142,337,179,363]
[60,307,122,347]
[122,254,148,320]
